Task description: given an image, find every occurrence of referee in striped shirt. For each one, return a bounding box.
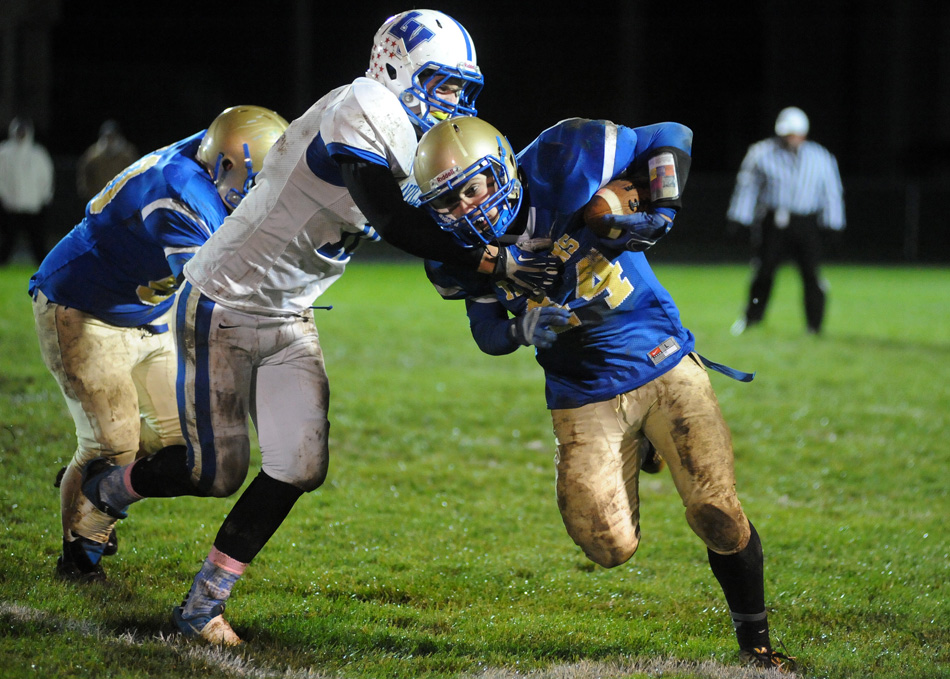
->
[727,106,845,335]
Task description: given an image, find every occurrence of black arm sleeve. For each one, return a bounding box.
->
[339,158,483,268]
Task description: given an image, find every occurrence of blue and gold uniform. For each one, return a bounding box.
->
[425,118,696,410]
[30,105,288,587]
[417,117,794,670]
[30,132,228,328]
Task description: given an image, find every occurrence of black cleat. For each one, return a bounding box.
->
[103,528,118,556]
[56,537,106,584]
[739,646,797,673]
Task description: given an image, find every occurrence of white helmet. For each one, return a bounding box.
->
[367,9,483,131]
[413,116,522,247]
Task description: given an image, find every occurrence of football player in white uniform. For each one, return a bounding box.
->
[30,106,289,583]
[77,10,559,645]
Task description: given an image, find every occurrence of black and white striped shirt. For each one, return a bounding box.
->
[727,137,845,230]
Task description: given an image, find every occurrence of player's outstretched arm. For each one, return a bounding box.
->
[340,159,483,268]
[341,160,559,293]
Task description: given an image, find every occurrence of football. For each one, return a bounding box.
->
[582,178,649,239]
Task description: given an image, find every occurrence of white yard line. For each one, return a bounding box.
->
[2,602,795,678]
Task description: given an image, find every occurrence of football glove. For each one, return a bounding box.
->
[509,306,572,349]
[492,238,560,294]
[595,212,672,252]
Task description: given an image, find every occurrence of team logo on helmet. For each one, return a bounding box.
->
[386,11,435,51]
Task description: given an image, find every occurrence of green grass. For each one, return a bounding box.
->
[0,259,947,679]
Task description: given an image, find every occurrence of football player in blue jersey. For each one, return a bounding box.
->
[413,117,796,673]
[30,105,289,583]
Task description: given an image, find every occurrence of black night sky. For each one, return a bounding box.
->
[36,1,950,261]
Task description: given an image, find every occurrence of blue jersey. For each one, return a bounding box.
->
[427,118,695,410]
[29,133,229,328]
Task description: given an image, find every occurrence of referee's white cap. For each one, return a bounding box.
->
[775,107,809,136]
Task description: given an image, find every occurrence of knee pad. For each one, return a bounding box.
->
[685,501,750,554]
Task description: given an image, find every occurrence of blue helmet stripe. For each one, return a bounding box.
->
[447,15,474,60]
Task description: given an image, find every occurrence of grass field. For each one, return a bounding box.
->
[0,259,947,679]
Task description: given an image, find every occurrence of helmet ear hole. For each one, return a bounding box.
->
[221,158,234,172]
[386,64,398,81]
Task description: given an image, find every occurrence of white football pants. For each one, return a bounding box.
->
[173,282,330,497]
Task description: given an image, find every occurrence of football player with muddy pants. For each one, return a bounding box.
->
[414,116,796,673]
[30,106,288,583]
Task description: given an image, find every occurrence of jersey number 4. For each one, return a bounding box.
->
[575,251,634,309]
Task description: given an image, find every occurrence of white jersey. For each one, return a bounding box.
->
[183,78,419,315]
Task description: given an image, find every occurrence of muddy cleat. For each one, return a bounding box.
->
[638,439,665,474]
[56,537,106,584]
[173,603,243,646]
[739,646,797,673]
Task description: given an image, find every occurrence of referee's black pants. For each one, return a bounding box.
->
[745,212,825,333]
[0,208,48,265]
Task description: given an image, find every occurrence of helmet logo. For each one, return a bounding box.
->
[387,11,435,52]
[432,165,463,189]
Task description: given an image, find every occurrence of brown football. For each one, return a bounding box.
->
[582,178,649,239]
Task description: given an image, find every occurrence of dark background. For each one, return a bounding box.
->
[4,0,949,262]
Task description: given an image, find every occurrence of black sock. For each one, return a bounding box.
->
[212,471,304,564]
[707,521,772,650]
[129,444,203,497]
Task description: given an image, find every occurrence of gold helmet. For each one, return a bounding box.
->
[413,116,521,247]
[197,105,289,210]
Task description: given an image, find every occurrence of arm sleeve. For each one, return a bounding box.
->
[339,158,483,268]
[819,152,846,230]
[726,145,762,226]
[465,297,519,356]
[624,123,692,210]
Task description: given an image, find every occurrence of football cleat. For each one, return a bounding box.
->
[103,528,118,556]
[173,603,243,646]
[639,438,665,474]
[739,646,797,673]
[55,464,118,555]
[55,537,106,584]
